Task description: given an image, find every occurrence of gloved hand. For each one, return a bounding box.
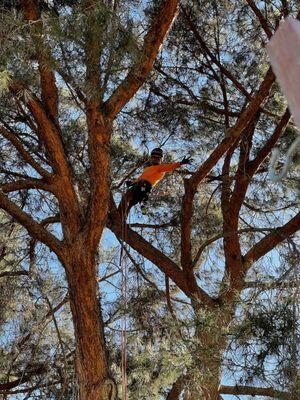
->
[125,180,133,188]
[180,156,192,165]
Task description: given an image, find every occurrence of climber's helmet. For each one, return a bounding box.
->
[150,148,163,165]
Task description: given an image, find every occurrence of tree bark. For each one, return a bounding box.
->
[195,332,225,399]
[185,302,231,400]
[219,384,294,399]
[63,241,117,400]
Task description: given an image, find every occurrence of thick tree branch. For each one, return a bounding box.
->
[220,146,234,229]
[84,0,101,100]
[180,179,195,270]
[227,67,275,139]
[0,364,48,392]
[103,0,179,120]
[180,67,274,272]
[189,67,275,192]
[166,375,186,400]
[0,168,39,180]
[8,77,82,242]
[0,126,51,178]
[86,1,179,250]
[221,114,274,302]
[85,109,111,250]
[23,93,70,177]
[0,191,63,257]
[245,279,300,290]
[220,117,259,298]
[230,114,258,217]
[21,0,59,123]
[0,270,28,278]
[219,211,300,303]
[219,147,244,302]
[222,112,260,301]
[245,0,273,39]
[19,91,82,239]
[219,384,293,399]
[82,1,112,250]
[129,220,176,229]
[243,211,300,268]
[248,107,290,175]
[218,109,291,297]
[0,380,61,396]
[108,200,214,306]
[1,179,51,193]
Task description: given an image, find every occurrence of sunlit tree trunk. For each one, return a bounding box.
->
[64,240,117,400]
[190,304,231,400]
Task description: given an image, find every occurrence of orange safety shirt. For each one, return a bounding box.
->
[136,162,181,186]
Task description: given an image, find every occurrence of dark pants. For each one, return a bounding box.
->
[129,180,152,207]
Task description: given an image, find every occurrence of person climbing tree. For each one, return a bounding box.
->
[119,148,192,217]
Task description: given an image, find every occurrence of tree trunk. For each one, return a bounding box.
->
[64,241,117,400]
[197,338,223,400]
[166,372,221,400]
[185,360,222,400]
[190,304,231,400]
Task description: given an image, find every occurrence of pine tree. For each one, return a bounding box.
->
[0,1,179,398]
[0,1,299,400]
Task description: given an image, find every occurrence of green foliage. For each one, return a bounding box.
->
[107,285,194,399]
[0,70,10,95]
[0,0,299,398]
[227,284,300,394]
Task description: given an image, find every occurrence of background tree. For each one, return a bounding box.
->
[0,1,300,400]
[108,0,300,398]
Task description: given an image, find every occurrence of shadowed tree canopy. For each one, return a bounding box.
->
[0,0,299,399]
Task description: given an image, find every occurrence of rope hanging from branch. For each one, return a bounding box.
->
[119,203,128,400]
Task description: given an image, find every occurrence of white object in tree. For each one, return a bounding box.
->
[267,17,300,182]
[267,17,300,129]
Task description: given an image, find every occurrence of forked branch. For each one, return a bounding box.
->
[103,0,179,120]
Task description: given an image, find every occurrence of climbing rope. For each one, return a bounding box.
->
[119,195,128,400]
[121,258,127,400]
